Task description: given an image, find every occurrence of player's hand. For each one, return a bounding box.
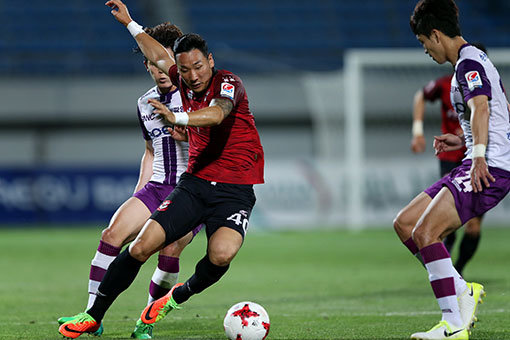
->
[411,135,426,153]
[470,157,495,193]
[105,0,133,26]
[148,98,175,123]
[433,134,464,155]
[168,125,188,141]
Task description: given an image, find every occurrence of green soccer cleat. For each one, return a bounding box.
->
[140,283,183,324]
[57,316,103,339]
[410,320,469,340]
[458,282,485,330]
[58,315,104,336]
[58,312,100,339]
[131,319,154,339]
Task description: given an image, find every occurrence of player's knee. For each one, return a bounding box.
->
[129,241,152,262]
[208,247,236,267]
[393,211,411,238]
[101,226,121,245]
[411,224,433,249]
[464,219,481,236]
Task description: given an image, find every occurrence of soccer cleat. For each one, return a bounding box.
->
[131,319,154,339]
[458,282,485,330]
[410,320,469,339]
[58,312,100,339]
[140,283,183,324]
[58,316,104,336]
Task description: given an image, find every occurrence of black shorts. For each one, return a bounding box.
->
[440,160,463,177]
[151,172,257,246]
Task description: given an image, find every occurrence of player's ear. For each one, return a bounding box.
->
[143,60,149,72]
[430,29,441,44]
[208,53,215,69]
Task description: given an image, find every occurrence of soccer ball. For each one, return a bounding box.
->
[223,301,270,340]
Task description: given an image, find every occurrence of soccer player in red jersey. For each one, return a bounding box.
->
[59,0,264,338]
[410,45,488,277]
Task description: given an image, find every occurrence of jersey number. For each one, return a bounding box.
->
[454,174,473,193]
[227,211,249,233]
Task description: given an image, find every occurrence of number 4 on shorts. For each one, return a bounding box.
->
[226,210,250,233]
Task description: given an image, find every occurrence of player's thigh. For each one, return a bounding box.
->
[102,197,152,247]
[464,216,482,235]
[394,192,432,242]
[207,227,243,266]
[412,187,461,248]
[129,219,168,262]
[206,183,256,240]
[151,186,205,245]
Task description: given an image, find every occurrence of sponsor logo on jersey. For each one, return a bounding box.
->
[220,82,235,99]
[465,71,482,91]
[148,125,172,138]
[157,200,172,211]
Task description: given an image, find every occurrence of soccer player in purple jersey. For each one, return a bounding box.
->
[410,42,489,278]
[57,22,202,339]
[394,0,510,339]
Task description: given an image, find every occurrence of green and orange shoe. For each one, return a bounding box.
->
[131,318,154,339]
[58,315,104,336]
[58,312,100,339]
[140,283,183,324]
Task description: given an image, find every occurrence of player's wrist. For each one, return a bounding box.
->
[127,20,144,38]
[174,112,189,126]
[412,120,424,137]
[472,143,486,158]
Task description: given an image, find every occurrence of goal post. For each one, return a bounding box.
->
[343,48,510,229]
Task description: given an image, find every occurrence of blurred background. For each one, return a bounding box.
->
[1,0,510,229]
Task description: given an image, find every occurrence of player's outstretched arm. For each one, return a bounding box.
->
[433,133,464,155]
[411,89,426,153]
[105,0,174,75]
[148,98,233,127]
[468,94,495,192]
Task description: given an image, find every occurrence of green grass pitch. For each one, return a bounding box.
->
[0,226,509,339]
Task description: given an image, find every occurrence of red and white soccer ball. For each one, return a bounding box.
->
[223,301,270,340]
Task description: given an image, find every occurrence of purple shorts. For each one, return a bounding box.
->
[133,181,203,236]
[425,160,510,224]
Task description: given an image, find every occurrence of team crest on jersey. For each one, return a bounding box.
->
[157,200,172,211]
[465,71,482,91]
[187,89,193,99]
[220,82,235,99]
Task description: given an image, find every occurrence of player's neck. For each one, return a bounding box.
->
[446,36,468,65]
[158,85,177,95]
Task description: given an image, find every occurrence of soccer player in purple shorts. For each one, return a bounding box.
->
[394,0,510,339]
[57,23,202,339]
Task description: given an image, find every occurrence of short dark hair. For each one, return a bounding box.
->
[410,0,461,38]
[134,22,183,57]
[173,33,209,58]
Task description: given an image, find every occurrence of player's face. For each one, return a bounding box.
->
[176,48,214,94]
[417,32,447,64]
[145,47,174,92]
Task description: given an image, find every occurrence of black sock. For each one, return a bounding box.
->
[443,232,456,253]
[172,255,229,304]
[455,233,480,275]
[87,249,144,323]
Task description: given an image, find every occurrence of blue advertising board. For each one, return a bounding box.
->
[0,168,138,224]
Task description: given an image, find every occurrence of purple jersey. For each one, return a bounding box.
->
[451,44,510,172]
[136,86,188,185]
